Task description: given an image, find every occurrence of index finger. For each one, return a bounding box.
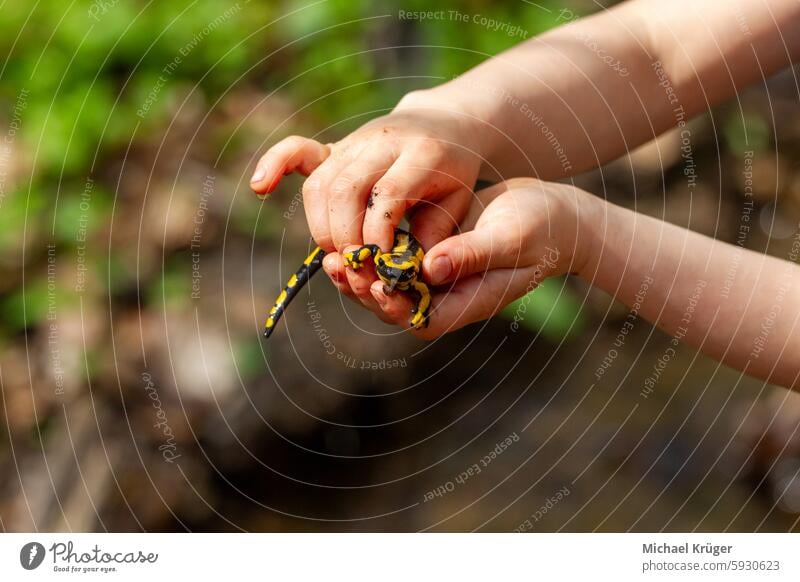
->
[250,136,330,197]
[362,160,466,252]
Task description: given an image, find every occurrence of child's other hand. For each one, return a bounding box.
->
[356,178,598,339]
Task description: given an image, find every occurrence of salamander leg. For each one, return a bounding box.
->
[343,244,380,270]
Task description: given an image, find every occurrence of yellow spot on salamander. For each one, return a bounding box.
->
[264,229,429,338]
[303,247,322,265]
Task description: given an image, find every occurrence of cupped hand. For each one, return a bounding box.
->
[334,178,598,339]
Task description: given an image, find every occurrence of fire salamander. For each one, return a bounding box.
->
[264,229,431,338]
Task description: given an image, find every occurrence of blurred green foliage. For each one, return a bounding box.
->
[0,0,264,179]
[1,0,569,181]
[1,0,586,339]
[723,111,771,155]
[0,0,272,333]
[2,278,50,330]
[278,0,566,130]
[500,277,585,342]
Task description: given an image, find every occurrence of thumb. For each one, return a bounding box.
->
[423,226,522,286]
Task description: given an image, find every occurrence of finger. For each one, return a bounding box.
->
[422,222,524,286]
[420,179,546,282]
[342,245,384,314]
[370,280,416,325]
[250,136,330,197]
[302,146,359,251]
[411,266,541,340]
[324,253,395,323]
[322,252,354,296]
[328,146,396,252]
[362,151,462,252]
[408,188,472,250]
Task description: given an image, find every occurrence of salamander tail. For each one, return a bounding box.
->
[264,246,326,338]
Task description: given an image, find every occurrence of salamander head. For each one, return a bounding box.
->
[375,254,414,293]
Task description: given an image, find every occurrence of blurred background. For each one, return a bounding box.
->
[1,0,799,532]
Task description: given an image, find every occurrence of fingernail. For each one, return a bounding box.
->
[250,167,266,183]
[429,256,452,285]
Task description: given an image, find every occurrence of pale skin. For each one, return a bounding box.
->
[250,0,800,389]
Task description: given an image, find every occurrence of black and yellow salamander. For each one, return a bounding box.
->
[264,229,431,338]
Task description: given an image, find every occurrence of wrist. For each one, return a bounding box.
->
[395,86,499,166]
[571,186,607,280]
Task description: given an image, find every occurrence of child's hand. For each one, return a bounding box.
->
[250,95,484,254]
[250,95,487,317]
[324,178,598,339]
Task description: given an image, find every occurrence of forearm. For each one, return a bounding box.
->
[402,0,800,180]
[579,196,800,389]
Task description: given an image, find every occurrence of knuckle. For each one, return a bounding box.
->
[457,243,482,273]
[311,231,334,252]
[331,174,359,200]
[318,239,336,253]
[372,178,403,204]
[278,135,308,156]
[417,138,445,161]
[283,135,306,148]
[505,177,541,191]
[496,231,520,259]
[329,139,354,162]
[302,175,323,199]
